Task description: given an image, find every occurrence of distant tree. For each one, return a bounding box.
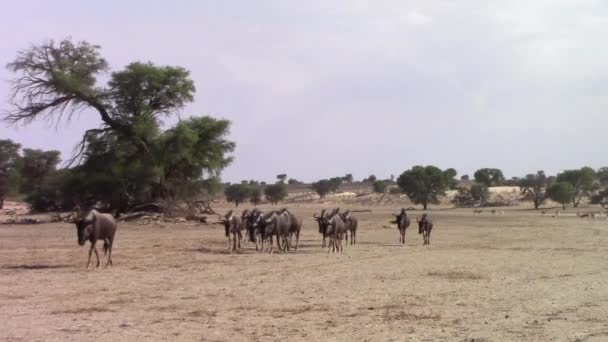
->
[248,180,260,186]
[276,174,287,183]
[444,168,458,190]
[264,183,287,205]
[452,183,489,208]
[241,180,249,185]
[390,174,395,182]
[343,174,354,183]
[461,174,470,181]
[19,149,61,195]
[249,186,262,206]
[260,181,267,186]
[311,179,332,199]
[287,178,299,185]
[591,189,608,209]
[0,139,21,209]
[474,168,505,187]
[328,177,343,193]
[597,167,608,186]
[372,180,387,194]
[367,175,377,183]
[556,167,597,207]
[397,165,449,210]
[547,182,575,210]
[224,184,251,207]
[519,171,548,209]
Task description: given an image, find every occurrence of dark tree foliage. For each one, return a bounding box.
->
[461,174,470,181]
[0,140,21,209]
[444,168,458,190]
[328,177,343,193]
[452,183,489,208]
[518,171,548,209]
[597,167,608,186]
[264,183,287,205]
[276,174,287,183]
[343,174,354,183]
[287,178,300,185]
[19,149,61,194]
[397,165,449,210]
[556,167,597,207]
[311,179,332,199]
[547,182,575,210]
[591,189,608,209]
[372,180,387,194]
[224,184,251,207]
[366,175,377,183]
[474,168,505,187]
[5,39,234,211]
[250,186,262,206]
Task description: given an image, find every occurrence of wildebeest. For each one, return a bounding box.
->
[313,209,331,247]
[264,211,292,253]
[324,211,347,253]
[340,210,358,245]
[416,213,433,246]
[219,210,244,252]
[280,208,303,250]
[392,208,411,244]
[74,208,117,268]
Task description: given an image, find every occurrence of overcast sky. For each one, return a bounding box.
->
[1,1,607,183]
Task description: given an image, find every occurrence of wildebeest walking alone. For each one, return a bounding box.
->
[392,208,411,244]
[417,214,433,246]
[74,208,118,268]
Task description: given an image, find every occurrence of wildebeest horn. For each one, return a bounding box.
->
[313,213,318,218]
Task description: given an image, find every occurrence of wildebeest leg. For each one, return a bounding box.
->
[94,246,100,268]
[227,235,232,252]
[86,243,94,269]
[233,233,238,251]
[322,234,326,248]
[295,229,300,250]
[106,239,114,267]
[344,230,348,243]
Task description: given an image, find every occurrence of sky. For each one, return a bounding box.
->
[1,0,607,183]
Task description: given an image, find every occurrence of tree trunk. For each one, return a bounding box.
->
[562,203,566,210]
[423,202,428,210]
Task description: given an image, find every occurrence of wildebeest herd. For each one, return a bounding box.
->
[71,207,433,267]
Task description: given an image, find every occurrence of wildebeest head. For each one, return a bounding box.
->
[74,209,97,246]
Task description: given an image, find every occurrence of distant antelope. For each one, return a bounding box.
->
[473,209,484,215]
[577,212,595,220]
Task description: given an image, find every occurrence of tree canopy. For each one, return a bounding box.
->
[264,183,288,205]
[547,182,575,210]
[0,140,21,208]
[519,171,549,209]
[397,165,450,210]
[556,167,597,207]
[4,38,235,212]
[474,168,505,187]
[224,184,251,207]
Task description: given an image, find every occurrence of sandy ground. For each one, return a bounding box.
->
[1,204,608,341]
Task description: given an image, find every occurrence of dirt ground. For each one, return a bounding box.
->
[1,204,608,341]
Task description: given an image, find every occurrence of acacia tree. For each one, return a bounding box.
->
[474,168,505,187]
[249,186,262,206]
[397,165,449,210]
[0,140,21,209]
[373,180,387,194]
[311,179,332,198]
[19,149,61,194]
[5,39,234,211]
[264,183,287,205]
[556,167,597,207]
[519,171,548,209]
[547,182,575,210]
[224,184,250,207]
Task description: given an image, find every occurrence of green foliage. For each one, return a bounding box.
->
[311,180,332,199]
[372,180,387,194]
[0,139,21,208]
[519,171,548,209]
[5,39,235,212]
[19,149,61,194]
[547,182,575,209]
[287,178,299,185]
[250,186,262,206]
[452,183,489,208]
[444,168,458,190]
[591,189,608,209]
[556,167,597,207]
[397,165,449,210]
[328,177,343,193]
[474,168,505,187]
[343,174,353,183]
[264,183,287,205]
[597,167,608,186]
[461,174,469,181]
[366,175,377,183]
[276,174,287,183]
[224,184,251,207]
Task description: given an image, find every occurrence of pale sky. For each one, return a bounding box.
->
[1,0,607,183]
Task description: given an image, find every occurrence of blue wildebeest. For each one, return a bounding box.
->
[324,210,347,253]
[219,210,244,252]
[280,208,303,250]
[392,208,411,244]
[74,208,118,269]
[416,213,433,246]
[340,209,359,245]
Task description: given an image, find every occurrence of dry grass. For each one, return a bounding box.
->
[2,203,608,341]
[427,270,484,280]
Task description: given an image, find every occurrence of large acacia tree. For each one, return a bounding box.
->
[5,39,234,211]
[397,165,451,210]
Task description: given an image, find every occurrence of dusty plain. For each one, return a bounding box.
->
[1,204,608,341]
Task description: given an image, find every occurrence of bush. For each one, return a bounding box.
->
[372,180,387,194]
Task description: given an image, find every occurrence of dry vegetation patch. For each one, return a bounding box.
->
[427,270,484,280]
